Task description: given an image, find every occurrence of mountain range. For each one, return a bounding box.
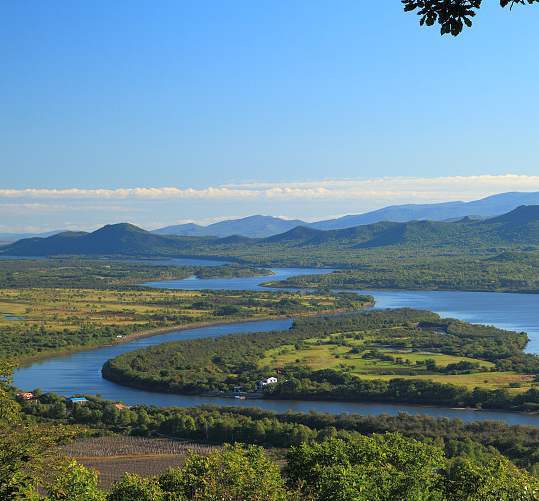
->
[152,191,539,238]
[153,215,305,238]
[2,205,539,258]
[2,192,538,246]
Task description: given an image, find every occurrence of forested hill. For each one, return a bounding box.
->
[261,205,539,248]
[0,223,205,257]
[2,205,539,258]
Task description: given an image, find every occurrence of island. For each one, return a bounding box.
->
[102,309,539,413]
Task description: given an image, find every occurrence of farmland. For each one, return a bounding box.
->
[60,436,219,488]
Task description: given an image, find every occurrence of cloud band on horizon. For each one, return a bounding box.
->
[1,174,539,202]
[1,174,539,233]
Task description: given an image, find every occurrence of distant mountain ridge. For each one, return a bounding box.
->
[152,192,539,238]
[153,215,305,238]
[0,229,65,243]
[3,205,539,257]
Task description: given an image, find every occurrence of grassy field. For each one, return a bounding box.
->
[0,287,361,330]
[0,287,367,361]
[258,331,534,393]
[357,372,535,392]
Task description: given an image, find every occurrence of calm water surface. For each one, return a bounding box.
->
[14,267,539,426]
[144,267,334,291]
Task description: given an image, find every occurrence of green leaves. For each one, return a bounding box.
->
[47,461,105,501]
[403,0,537,36]
[287,435,539,500]
[501,0,539,8]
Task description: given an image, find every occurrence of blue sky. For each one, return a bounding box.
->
[1,1,538,231]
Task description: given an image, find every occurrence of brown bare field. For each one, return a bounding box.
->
[60,436,219,488]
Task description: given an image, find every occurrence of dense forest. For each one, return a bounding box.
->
[102,309,539,412]
[266,251,539,293]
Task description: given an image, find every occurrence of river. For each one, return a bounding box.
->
[14,263,539,426]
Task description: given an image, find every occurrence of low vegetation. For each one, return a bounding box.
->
[0,257,269,289]
[8,389,539,498]
[0,286,368,361]
[60,436,219,488]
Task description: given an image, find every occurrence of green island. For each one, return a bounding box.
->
[102,309,539,412]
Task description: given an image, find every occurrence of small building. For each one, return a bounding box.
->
[256,377,278,390]
[233,385,243,394]
[67,397,88,405]
[113,403,128,410]
[16,391,34,401]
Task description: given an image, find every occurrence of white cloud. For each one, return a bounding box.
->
[1,174,538,232]
[1,174,539,202]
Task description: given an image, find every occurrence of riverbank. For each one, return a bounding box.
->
[101,369,539,418]
[14,316,284,366]
[100,308,538,417]
[262,280,539,295]
[12,268,539,427]
[15,301,373,367]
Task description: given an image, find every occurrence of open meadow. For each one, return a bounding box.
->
[0,285,367,361]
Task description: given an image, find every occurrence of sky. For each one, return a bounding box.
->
[1,1,538,232]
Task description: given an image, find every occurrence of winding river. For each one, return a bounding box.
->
[14,261,539,427]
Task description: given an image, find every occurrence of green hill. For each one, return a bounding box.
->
[1,223,187,256]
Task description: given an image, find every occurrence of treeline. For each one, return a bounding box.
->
[0,258,192,288]
[20,395,539,471]
[265,252,539,292]
[102,309,539,411]
[265,368,539,412]
[0,257,273,289]
[193,263,273,279]
[0,323,134,360]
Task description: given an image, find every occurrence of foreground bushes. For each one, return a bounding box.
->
[22,395,539,471]
[39,437,539,500]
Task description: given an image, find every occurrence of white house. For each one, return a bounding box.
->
[256,377,278,390]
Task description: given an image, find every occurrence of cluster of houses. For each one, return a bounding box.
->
[15,378,282,406]
[16,391,128,410]
[17,392,90,405]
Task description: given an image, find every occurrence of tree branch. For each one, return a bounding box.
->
[402,0,538,36]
